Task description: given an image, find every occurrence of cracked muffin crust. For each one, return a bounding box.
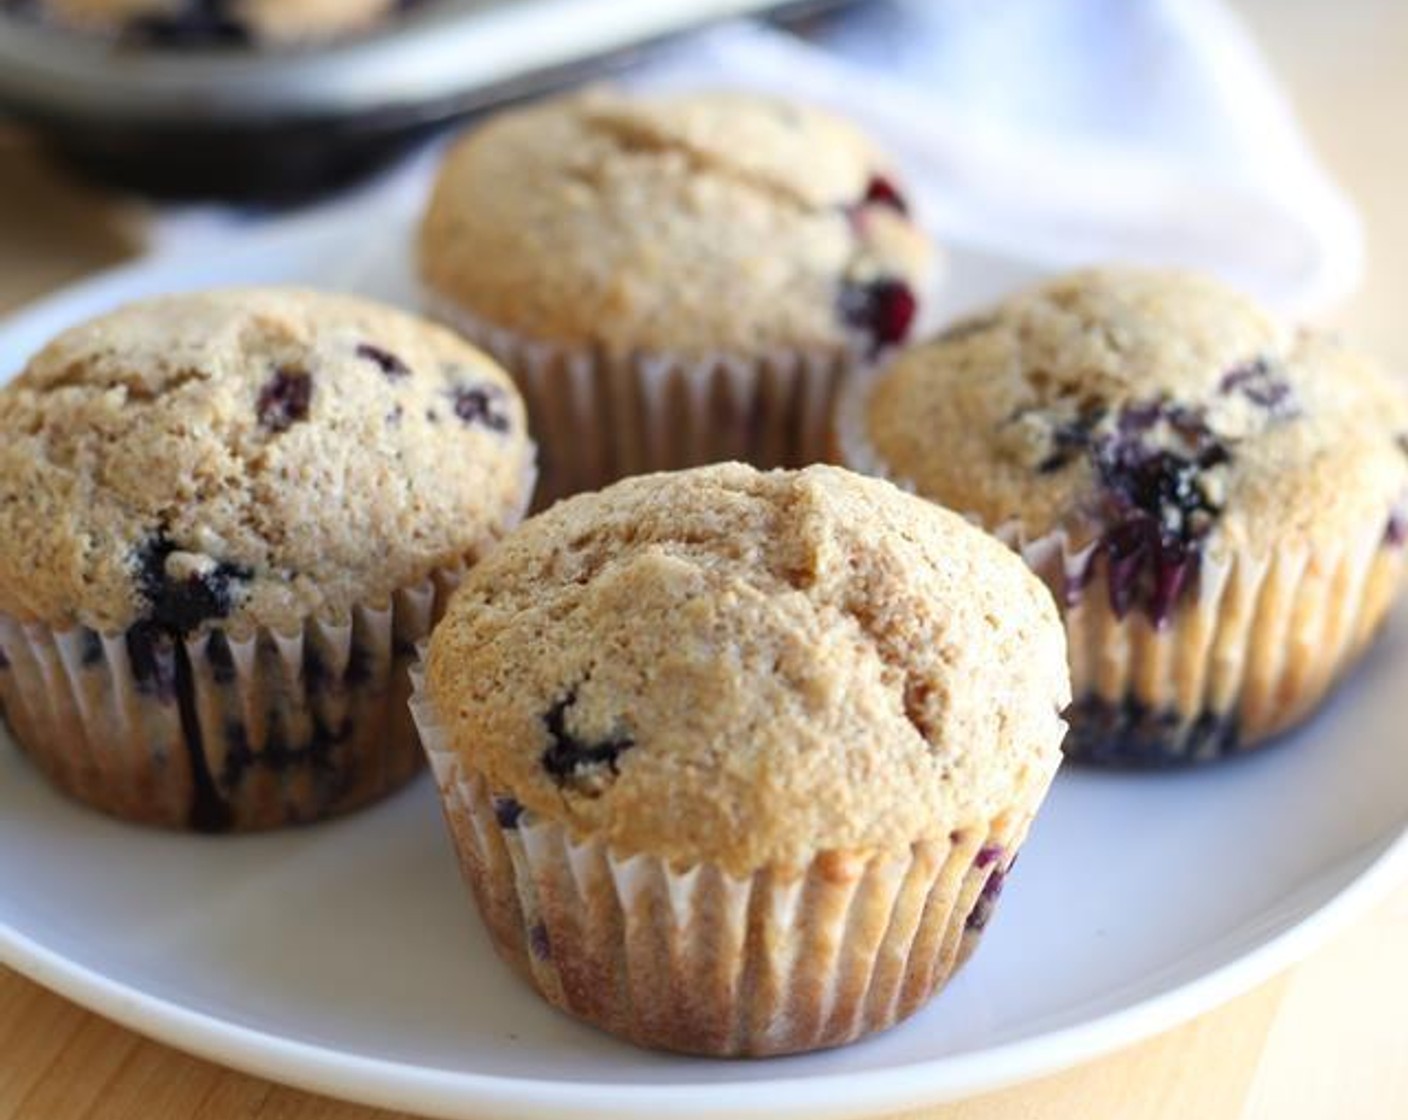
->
[0,288,535,831]
[420,88,934,360]
[8,0,419,47]
[423,462,1067,874]
[839,267,1408,765]
[415,462,1068,1054]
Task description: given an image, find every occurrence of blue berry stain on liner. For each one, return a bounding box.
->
[965,847,1008,932]
[493,796,525,829]
[78,628,105,668]
[128,530,255,831]
[1064,694,1241,767]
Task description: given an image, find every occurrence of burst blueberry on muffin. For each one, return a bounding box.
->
[411,462,1068,1056]
[837,267,1408,766]
[420,88,936,504]
[0,288,535,830]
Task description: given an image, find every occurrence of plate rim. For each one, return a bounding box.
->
[2,224,1406,1119]
[4,827,1404,1120]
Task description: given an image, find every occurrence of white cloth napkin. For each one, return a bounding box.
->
[150,0,1362,315]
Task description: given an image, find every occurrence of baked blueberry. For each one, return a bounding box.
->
[0,288,533,831]
[415,463,1068,1057]
[134,533,252,634]
[1084,403,1229,625]
[1219,356,1299,419]
[448,383,512,433]
[256,367,312,433]
[539,689,634,794]
[840,278,918,356]
[840,267,1408,768]
[420,89,934,499]
[357,343,412,381]
[862,175,909,215]
[529,922,552,961]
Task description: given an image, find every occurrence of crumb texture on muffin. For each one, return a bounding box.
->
[420,89,935,359]
[857,268,1408,618]
[0,287,534,635]
[425,463,1069,875]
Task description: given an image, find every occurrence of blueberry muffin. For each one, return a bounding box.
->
[837,268,1408,766]
[420,88,936,504]
[10,0,421,47]
[411,462,1068,1056]
[0,288,535,830]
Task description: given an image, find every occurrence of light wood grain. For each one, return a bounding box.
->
[0,134,140,310]
[1,1,1406,1116]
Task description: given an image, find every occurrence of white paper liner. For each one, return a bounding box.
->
[424,289,858,507]
[0,568,466,831]
[836,367,1408,762]
[409,667,1051,1057]
[1012,519,1404,761]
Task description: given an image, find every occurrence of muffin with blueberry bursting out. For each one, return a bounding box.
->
[0,288,535,831]
[837,267,1408,766]
[411,462,1069,1056]
[420,87,936,504]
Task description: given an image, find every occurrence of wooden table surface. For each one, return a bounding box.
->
[2,1,1406,1116]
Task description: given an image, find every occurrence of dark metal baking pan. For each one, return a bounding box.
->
[0,0,850,201]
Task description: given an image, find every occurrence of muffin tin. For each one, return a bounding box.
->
[0,0,848,200]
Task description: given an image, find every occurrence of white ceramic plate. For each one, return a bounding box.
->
[2,213,1406,1120]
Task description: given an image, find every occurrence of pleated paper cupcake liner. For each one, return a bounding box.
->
[425,291,855,507]
[410,671,1049,1057]
[835,370,1408,764]
[0,569,468,832]
[1003,520,1406,765]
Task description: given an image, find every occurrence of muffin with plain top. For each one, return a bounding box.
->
[412,462,1069,1056]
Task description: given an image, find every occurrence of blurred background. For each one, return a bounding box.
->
[0,0,1401,371]
[2,0,1396,360]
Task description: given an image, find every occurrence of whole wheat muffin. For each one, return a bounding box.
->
[838,267,1408,765]
[412,462,1068,1056]
[420,88,936,502]
[0,287,535,830]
